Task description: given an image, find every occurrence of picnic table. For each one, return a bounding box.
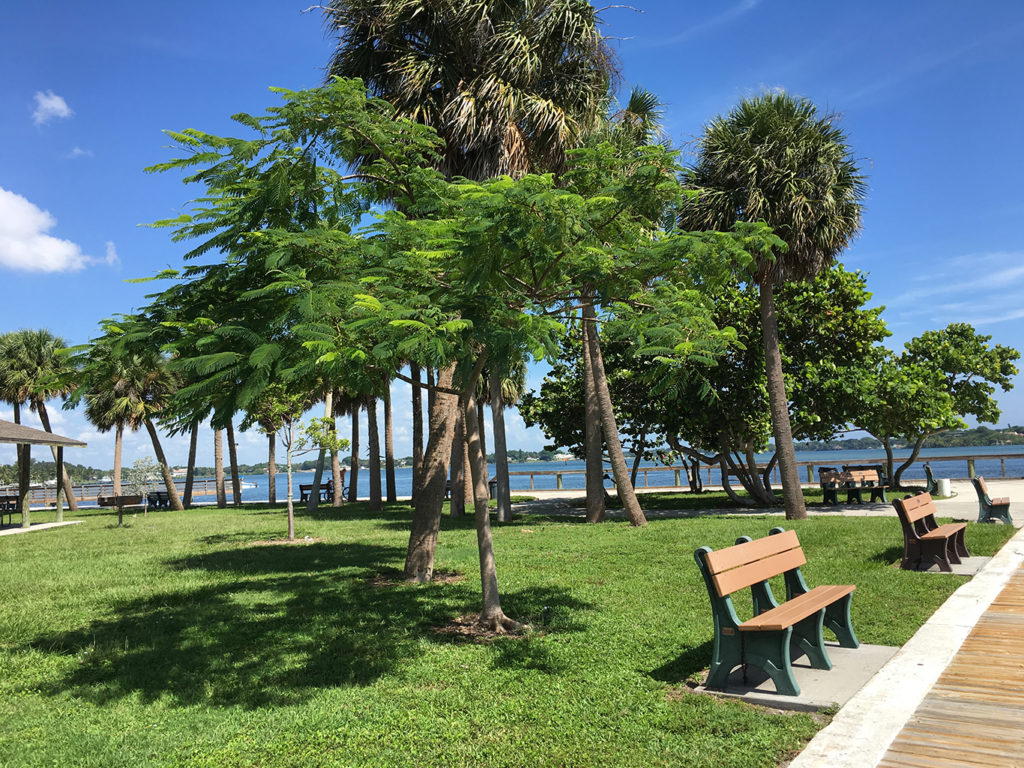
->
[0,494,20,526]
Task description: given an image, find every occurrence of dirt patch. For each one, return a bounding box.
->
[366,568,466,588]
[433,613,530,642]
[248,536,324,546]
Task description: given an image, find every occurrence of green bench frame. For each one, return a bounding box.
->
[694,527,859,696]
[971,476,1012,525]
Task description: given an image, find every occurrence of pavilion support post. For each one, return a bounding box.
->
[19,443,31,528]
[55,446,64,523]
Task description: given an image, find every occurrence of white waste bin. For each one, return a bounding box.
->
[937,478,951,497]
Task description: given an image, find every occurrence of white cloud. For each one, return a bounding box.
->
[32,90,73,126]
[103,241,120,267]
[647,0,761,47]
[0,187,89,272]
[68,146,93,159]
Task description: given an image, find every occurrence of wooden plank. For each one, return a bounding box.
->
[710,547,806,597]
[894,493,937,523]
[920,523,966,540]
[702,529,800,573]
[739,585,854,631]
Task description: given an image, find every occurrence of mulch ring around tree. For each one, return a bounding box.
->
[249,536,325,546]
[365,568,466,588]
[433,613,531,642]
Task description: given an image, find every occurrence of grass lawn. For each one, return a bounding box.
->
[0,501,1014,767]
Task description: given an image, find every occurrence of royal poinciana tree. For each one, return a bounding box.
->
[144,80,773,632]
[679,92,867,520]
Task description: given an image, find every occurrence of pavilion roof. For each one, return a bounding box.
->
[0,419,87,448]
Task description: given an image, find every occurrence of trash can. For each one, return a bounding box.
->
[488,478,497,499]
[937,478,951,497]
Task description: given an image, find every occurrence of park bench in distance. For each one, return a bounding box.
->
[146,490,170,509]
[97,494,144,527]
[842,464,888,503]
[299,482,343,503]
[0,494,20,526]
[971,476,1012,524]
[693,527,859,696]
[892,492,969,571]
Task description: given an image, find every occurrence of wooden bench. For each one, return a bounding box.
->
[694,527,859,696]
[818,467,842,504]
[97,494,144,527]
[842,464,888,503]
[299,482,333,503]
[892,492,969,571]
[971,476,1012,525]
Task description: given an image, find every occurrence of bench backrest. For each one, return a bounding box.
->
[846,469,878,485]
[700,529,805,598]
[97,494,144,507]
[975,476,990,497]
[892,492,935,524]
[820,470,847,484]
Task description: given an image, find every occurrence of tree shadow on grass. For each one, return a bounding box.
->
[28,542,592,710]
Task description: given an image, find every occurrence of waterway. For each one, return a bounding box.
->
[222,445,1024,503]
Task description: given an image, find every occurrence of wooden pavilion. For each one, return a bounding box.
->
[0,419,86,528]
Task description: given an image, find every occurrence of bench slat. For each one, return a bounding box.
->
[703,529,800,573]
[711,547,806,598]
[921,523,967,540]
[894,493,935,524]
[740,584,855,631]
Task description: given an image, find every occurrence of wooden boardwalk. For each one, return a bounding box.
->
[878,562,1024,767]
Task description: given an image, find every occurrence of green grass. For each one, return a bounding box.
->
[0,502,1014,767]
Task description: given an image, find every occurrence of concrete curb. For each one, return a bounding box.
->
[788,523,1024,768]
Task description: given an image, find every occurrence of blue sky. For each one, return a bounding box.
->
[2,0,1023,469]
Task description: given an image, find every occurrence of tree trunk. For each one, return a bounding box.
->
[411,362,424,498]
[183,420,198,508]
[331,450,344,506]
[367,396,382,511]
[894,434,929,488]
[759,281,806,520]
[55,445,64,523]
[426,366,436,415]
[465,375,523,633]
[449,406,466,516]
[113,423,123,496]
[404,364,459,582]
[36,403,77,511]
[719,450,746,505]
[348,403,360,503]
[461,428,473,512]
[882,437,895,488]
[582,302,647,526]
[226,418,241,506]
[384,384,397,503]
[581,317,606,523]
[267,431,277,505]
[489,373,513,523]
[761,452,778,495]
[285,424,295,541]
[307,392,332,512]
[630,442,645,489]
[145,418,183,510]
[214,428,226,508]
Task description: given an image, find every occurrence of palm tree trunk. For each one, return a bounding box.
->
[226,419,241,506]
[113,423,123,496]
[489,373,513,523]
[404,364,459,582]
[348,404,360,503]
[758,281,806,520]
[581,317,606,523]
[367,396,382,511]
[36,403,77,511]
[183,420,198,508]
[145,418,183,510]
[214,428,226,507]
[307,392,333,512]
[267,431,277,505]
[465,370,523,633]
[411,363,424,496]
[426,366,436,415]
[583,302,647,526]
[449,406,466,516]
[384,385,396,502]
[331,449,344,506]
[461,429,473,510]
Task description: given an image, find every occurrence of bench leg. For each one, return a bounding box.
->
[982,503,1013,525]
[870,488,886,503]
[744,627,800,696]
[924,540,953,572]
[824,592,859,648]
[823,488,837,505]
[901,540,923,571]
[706,626,743,690]
[791,610,832,670]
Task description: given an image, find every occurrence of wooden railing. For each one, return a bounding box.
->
[12,477,221,506]
[508,452,1024,491]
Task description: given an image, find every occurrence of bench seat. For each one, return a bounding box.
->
[740,585,856,632]
[919,523,967,542]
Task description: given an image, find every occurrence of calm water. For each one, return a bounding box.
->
[222,445,1024,502]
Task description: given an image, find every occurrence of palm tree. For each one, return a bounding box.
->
[0,329,80,512]
[679,92,866,520]
[323,0,614,181]
[71,334,184,511]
